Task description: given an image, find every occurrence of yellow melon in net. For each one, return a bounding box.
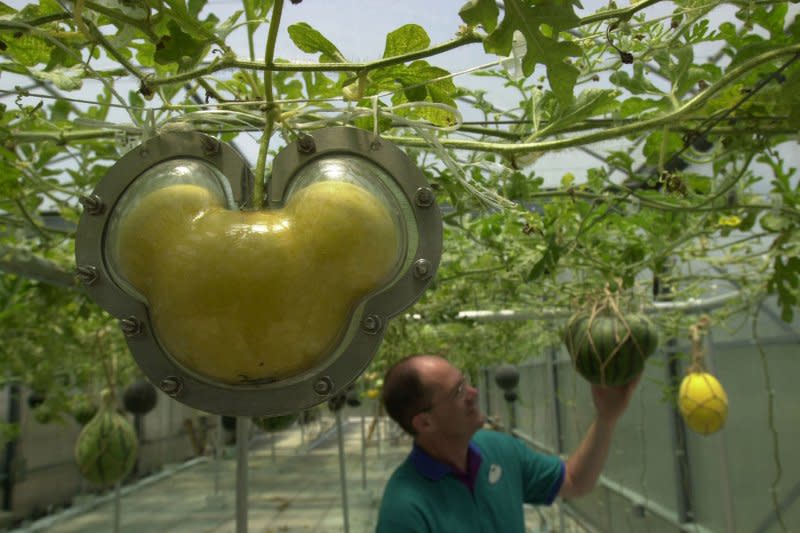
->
[678,371,728,435]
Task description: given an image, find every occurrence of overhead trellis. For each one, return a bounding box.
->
[0,0,798,397]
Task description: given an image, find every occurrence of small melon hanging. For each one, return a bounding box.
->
[677,317,728,436]
[74,389,139,486]
[563,291,658,387]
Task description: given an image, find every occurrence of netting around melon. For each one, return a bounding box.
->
[563,294,657,387]
[678,317,729,435]
[680,378,728,435]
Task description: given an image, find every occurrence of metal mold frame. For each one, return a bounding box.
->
[75,128,442,416]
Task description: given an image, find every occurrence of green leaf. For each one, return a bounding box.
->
[30,65,86,91]
[50,99,71,123]
[779,70,800,128]
[243,0,273,46]
[789,13,800,41]
[618,96,666,118]
[767,256,799,323]
[675,63,721,98]
[642,130,683,167]
[683,173,712,196]
[383,24,430,58]
[14,0,62,19]
[482,0,582,103]
[0,146,22,198]
[273,71,304,100]
[743,2,789,39]
[527,235,561,281]
[759,213,790,233]
[214,10,243,40]
[243,0,273,20]
[671,46,693,93]
[716,22,738,43]
[546,60,580,105]
[546,88,619,135]
[609,63,664,95]
[371,61,456,106]
[302,71,338,100]
[459,0,499,33]
[153,20,209,69]
[0,33,53,66]
[45,43,81,71]
[728,40,779,70]
[287,22,346,63]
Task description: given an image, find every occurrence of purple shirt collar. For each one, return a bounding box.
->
[410,440,484,492]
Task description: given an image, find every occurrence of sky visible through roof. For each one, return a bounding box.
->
[2,0,798,190]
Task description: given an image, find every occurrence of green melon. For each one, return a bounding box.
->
[252,413,298,432]
[563,308,658,387]
[74,391,138,486]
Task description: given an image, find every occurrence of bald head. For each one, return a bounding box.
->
[382,355,443,435]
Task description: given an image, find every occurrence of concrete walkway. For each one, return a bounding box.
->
[12,417,586,533]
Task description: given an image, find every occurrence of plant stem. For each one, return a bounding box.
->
[252,0,284,210]
[752,306,788,532]
[83,1,159,41]
[579,0,666,25]
[146,33,482,89]
[383,44,800,155]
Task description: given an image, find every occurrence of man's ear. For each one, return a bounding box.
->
[411,412,433,435]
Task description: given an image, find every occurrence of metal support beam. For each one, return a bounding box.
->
[335,411,351,533]
[665,338,695,525]
[2,385,20,511]
[753,480,800,533]
[235,417,249,533]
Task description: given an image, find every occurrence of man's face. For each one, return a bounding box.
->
[415,357,484,439]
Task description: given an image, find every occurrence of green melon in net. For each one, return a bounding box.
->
[74,390,138,486]
[563,299,658,387]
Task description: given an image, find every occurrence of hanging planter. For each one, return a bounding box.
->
[122,379,158,415]
[678,317,729,436]
[563,289,658,387]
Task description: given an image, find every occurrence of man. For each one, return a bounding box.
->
[375,354,640,532]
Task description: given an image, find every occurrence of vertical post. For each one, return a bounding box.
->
[707,331,736,533]
[214,419,222,495]
[2,385,20,511]
[508,399,517,430]
[482,368,492,419]
[360,413,367,490]
[113,481,121,533]
[335,410,351,533]
[655,261,695,525]
[376,403,382,458]
[548,347,565,455]
[236,417,250,533]
[300,415,306,451]
[665,338,695,524]
[548,345,566,533]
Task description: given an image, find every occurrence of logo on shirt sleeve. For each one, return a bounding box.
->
[488,464,502,485]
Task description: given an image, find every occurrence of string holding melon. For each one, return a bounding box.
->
[678,316,729,436]
[562,289,658,387]
[74,389,138,486]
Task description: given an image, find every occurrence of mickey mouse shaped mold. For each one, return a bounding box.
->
[75,127,442,416]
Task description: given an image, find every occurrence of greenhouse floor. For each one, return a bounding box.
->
[13,416,585,533]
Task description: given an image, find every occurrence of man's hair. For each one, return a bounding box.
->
[382,355,434,435]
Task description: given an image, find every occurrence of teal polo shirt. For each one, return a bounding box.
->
[376,429,564,533]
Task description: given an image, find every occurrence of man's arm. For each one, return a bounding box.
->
[558,374,641,499]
